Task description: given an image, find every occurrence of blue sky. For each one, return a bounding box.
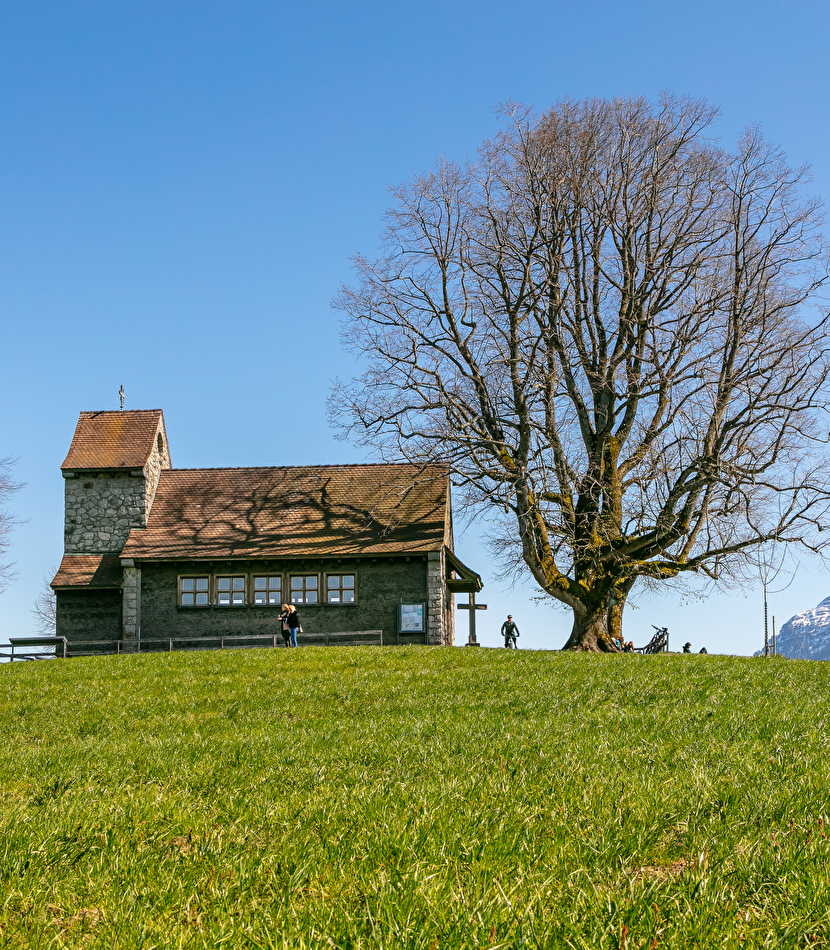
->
[1,0,829,653]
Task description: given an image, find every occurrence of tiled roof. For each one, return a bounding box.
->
[61,410,163,471]
[121,464,450,560]
[51,555,123,589]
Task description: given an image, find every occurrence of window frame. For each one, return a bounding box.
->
[178,575,211,608]
[216,574,247,607]
[325,572,357,605]
[252,574,283,607]
[289,573,321,606]
[177,569,357,609]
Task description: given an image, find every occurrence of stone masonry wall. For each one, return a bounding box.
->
[64,472,148,554]
[427,549,449,645]
[143,419,171,512]
[57,555,447,654]
[122,565,141,642]
[56,589,122,653]
[138,556,430,646]
[63,415,171,556]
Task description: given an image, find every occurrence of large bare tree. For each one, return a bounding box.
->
[331,96,830,651]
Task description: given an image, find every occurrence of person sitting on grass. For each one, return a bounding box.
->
[683,641,693,653]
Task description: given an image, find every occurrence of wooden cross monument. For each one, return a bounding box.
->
[458,591,487,647]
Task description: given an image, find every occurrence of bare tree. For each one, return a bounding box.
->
[331,95,830,651]
[32,567,57,636]
[0,457,23,594]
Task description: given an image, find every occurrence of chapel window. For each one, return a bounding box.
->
[290,574,318,604]
[326,574,356,604]
[253,576,282,605]
[179,576,209,607]
[217,576,246,606]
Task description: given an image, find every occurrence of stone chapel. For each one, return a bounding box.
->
[51,409,481,654]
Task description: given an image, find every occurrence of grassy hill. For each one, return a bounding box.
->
[1,647,829,949]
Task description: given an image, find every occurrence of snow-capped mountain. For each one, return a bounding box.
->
[775,596,830,660]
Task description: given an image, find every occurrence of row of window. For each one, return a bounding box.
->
[178,573,356,607]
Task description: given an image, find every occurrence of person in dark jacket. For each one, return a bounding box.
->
[287,605,301,648]
[279,604,292,647]
[501,615,520,648]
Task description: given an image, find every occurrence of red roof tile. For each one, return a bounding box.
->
[62,410,164,471]
[51,555,123,589]
[121,464,450,560]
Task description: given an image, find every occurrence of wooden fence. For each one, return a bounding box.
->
[0,637,68,661]
[1,631,384,658]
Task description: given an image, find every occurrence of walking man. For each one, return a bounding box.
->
[501,615,520,649]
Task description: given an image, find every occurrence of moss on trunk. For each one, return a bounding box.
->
[561,607,619,652]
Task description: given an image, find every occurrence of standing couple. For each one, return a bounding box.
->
[279,604,302,647]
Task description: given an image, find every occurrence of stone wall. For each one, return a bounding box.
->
[56,552,456,654]
[135,557,431,647]
[56,589,122,654]
[122,565,141,643]
[62,415,171,556]
[143,419,171,512]
[63,472,147,554]
[427,550,449,645]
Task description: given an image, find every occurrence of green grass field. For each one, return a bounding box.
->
[1,647,829,949]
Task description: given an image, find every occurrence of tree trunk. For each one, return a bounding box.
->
[561,605,620,652]
[608,599,624,645]
[608,584,633,645]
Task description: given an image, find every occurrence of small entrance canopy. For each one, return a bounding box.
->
[445,549,482,594]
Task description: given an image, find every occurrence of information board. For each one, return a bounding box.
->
[398,602,426,634]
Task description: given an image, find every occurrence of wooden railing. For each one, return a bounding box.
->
[58,630,384,656]
[0,637,68,661]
